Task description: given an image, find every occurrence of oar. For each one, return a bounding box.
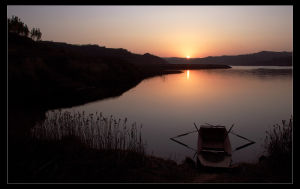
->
[170,138,197,152]
[170,138,189,148]
[234,141,255,151]
[224,124,234,139]
[230,131,255,143]
[173,130,198,138]
[193,151,198,159]
[194,123,199,132]
[230,130,256,152]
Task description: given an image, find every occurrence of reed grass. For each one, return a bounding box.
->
[31,110,145,154]
[264,116,292,159]
[263,116,292,181]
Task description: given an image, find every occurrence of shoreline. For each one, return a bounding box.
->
[8,133,291,183]
[8,34,291,183]
[8,66,292,183]
[9,66,230,111]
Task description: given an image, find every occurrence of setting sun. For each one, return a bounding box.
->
[186,56,190,59]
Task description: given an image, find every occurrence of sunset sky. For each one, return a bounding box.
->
[7,6,293,58]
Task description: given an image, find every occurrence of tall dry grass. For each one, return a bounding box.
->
[31,110,145,154]
[263,116,292,181]
[264,116,292,159]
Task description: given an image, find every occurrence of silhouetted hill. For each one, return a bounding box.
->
[8,32,230,110]
[8,32,169,109]
[36,40,168,65]
[164,51,292,66]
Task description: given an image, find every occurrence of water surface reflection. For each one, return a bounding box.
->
[51,66,292,163]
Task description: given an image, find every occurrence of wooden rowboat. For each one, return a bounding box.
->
[170,123,255,169]
[197,126,232,168]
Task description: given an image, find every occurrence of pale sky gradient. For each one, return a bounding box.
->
[7,6,293,58]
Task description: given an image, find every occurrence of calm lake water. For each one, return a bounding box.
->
[49,66,293,164]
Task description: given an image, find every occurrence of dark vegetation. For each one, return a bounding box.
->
[262,117,292,181]
[9,112,293,183]
[9,111,196,183]
[9,136,197,183]
[8,15,42,41]
[165,51,292,66]
[31,111,145,154]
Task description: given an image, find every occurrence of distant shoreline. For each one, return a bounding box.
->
[164,51,292,66]
[158,64,231,70]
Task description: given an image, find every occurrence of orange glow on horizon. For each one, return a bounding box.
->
[8,6,291,58]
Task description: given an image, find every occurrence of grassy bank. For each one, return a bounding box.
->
[9,136,197,183]
[9,110,292,183]
[9,111,197,183]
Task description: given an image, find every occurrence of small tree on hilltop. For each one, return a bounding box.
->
[30,28,36,40]
[23,24,29,37]
[30,28,42,41]
[8,15,23,34]
[35,28,42,41]
[8,15,42,40]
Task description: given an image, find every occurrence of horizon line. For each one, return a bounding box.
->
[162,50,293,59]
[29,38,293,59]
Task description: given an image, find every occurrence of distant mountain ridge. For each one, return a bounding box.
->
[8,32,168,66]
[37,41,168,65]
[164,51,292,66]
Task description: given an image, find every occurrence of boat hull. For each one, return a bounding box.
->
[197,126,232,168]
